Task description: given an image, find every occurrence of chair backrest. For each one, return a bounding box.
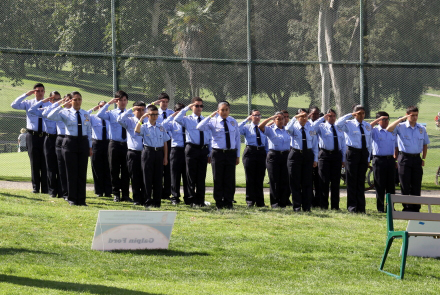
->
[386,194,440,232]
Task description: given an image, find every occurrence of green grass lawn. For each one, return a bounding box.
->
[1,189,440,294]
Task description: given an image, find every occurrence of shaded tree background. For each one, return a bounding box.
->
[1,0,440,114]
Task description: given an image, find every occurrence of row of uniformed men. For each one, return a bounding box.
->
[12,83,429,211]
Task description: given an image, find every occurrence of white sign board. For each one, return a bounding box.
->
[406,220,440,258]
[91,210,177,251]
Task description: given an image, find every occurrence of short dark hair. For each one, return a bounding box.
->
[115,90,128,100]
[281,110,289,114]
[158,93,170,101]
[327,108,337,116]
[71,91,81,97]
[191,97,203,103]
[98,100,106,105]
[147,105,158,112]
[218,101,230,108]
[274,111,284,117]
[65,94,72,99]
[50,91,60,97]
[376,111,389,119]
[174,103,185,112]
[406,106,418,114]
[297,108,308,114]
[250,109,260,115]
[33,83,44,89]
[352,105,365,112]
[309,106,320,113]
[133,101,146,107]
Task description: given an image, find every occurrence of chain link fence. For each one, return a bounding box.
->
[1,0,440,186]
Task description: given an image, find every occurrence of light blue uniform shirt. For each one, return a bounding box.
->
[42,102,67,135]
[174,106,212,151]
[238,120,269,153]
[335,113,372,160]
[197,114,241,157]
[139,122,171,148]
[89,114,111,141]
[262,125,291,151]
[28,102,57,134]
[47,106,93,147]
[162,116,186,148]
[392,121,430,154]
[310,116,347,162]
[96,103,127,142]
[11,93,51,132]
[371,126,396,156]
[117,109,145,151]
[285,120,319,162]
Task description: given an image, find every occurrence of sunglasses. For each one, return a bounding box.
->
[252,115,261,118]
[194,105,204,108]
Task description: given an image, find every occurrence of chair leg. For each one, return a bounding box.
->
[399,233,409,279]
[379,236,394,270]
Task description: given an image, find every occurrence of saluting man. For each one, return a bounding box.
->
[238,109,268,207]
[259,112,291,208]
[335,105,372,213]
[308,106,322,208]
[150,93,174,201]
[162,103,191,205]
[47,91,92,206]
[387,106,429,212]
[174,97,212,207]
[11,83,50,194]
[369,111,398,213]
[311,109,346,210]
[286,111,319,212]
[88,101,112,198]
[28,91,62,198]
[135,104,170,208]
[197,101,240,209]
[97,91,131,203]
[117,101,148,205]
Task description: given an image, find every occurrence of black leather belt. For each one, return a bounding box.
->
[171,146,185,150]
[348,146,363,151]
[291,148,312,153]
[320,148,339,154]
[374,155,394,159]
[46,133,57,138]
[213,148,237,153]
[187,143,209,149]
[246,145,265,151]
[269,149,289,154]
[27,129,46,137]
[400,152,420,157]
[144,146,164,151]
[57,135,65,138]
[109,140,127,145]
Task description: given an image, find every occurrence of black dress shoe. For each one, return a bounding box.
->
[293,207,301,212]
[50,195,57,198]
[80,203,88,206]
[246,202,255,208]
[171,200,179,205]
[113,194,121,202]
[271,204,279,209]
[133,202,142,206]
[105,194,112,198]
[96,194,103,197]
[68,201,76,206]
[32,190,39,194]
[41,190,48,194]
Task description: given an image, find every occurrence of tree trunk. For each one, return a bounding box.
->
[318,8,331,113]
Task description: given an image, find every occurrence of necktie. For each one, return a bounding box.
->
[120,110,126,140]
[331,125,339,151]
[182,126,186,145]
[163,112,167,119]
[102,119,107,141]
[223,118,231,149]
[359,123,366,149]
[198,116,204,146]
[255,125,262,146]
[37,104,43,133]
[301,126,307,151]
[76,111,82,136]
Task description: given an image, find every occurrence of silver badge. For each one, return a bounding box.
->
[160,127,164,132]
[419,128,423,134]
[365,125,371,131]
[231,121,235,127]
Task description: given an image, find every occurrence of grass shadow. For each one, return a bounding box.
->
[0,274,161,295]
[109,249,209,257]
[0,191,44,202]
[0,248,57,256]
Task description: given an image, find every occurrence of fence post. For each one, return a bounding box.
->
[111,0,119,97]
[247,0,252,115]
[359,0,365,106]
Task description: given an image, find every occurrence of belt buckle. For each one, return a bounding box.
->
[39,133,43,137]
[154,147,158,151]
